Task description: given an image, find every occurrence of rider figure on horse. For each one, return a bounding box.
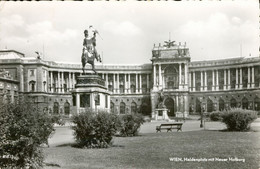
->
[81,29,101,74]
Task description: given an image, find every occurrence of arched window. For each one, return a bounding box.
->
[196,98,201,113]
[64,102,70,115]
[119,85,124,93]
[142,84,147,93]
[108,85,113,92]
[254,97,260,111]
[164,65,178,89]
[53,102,59,114]
[242,97,248,109]
[29,80,36,92]
[219,98,225,111]
[230,98,237,108]
[164,97,175,116]
[207,98,213,112]
[131,102,137,113]
[120,102,126,114]
[130,85,136,93]
[110,102,115,113]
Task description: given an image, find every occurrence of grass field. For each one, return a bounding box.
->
[43,119,260,169]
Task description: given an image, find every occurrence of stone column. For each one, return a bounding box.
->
[153,65,156,89]
[224,69,226,90]
[176,95,179,112]
[50,71,53,92]
[128,73,131,93]
[135,73,138,93]
[200,71,203,91]
[212,70,215,91]
[139,74,142,94]
[124,74,127,93]
[228,69,231,90]
[189,72,192,91]
[204,71,207,91]
[216,70,219,91]
[102,73,104,79]
[193,72,196,91]
[71,72,76,89]
[76,93,80,109]
[252,67,255,88]
[147,74,150,92]
[117,73,120,94]
[235,68,238,89]
[179,63,182,89]
[240,68,243,89]
[61,72,64,93]
[57,72,60,93]
[106,73,108,88]
[158,64,162,89]
[113,73,116,93]
[247,67,251,88]
[68,72,71,90]
[185,63,188,87]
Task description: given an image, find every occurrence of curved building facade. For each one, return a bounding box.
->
[0,41,259,117]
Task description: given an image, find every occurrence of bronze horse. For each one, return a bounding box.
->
[81,47,101,74]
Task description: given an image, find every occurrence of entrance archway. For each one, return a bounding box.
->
[64,102,70,115]
[207,98,213,112]
[230,98,237,108]
[120,102,126,114]
[53,102,59,114]
[219,98,225,111]
[164,97,174,116]
[196,98,201,113]
[242,97,248,109]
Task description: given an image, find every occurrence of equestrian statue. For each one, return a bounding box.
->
[81,27,102,74]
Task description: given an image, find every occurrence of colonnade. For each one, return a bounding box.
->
[153,63,189,90]
[189,66,256,92]
[48,71,151,94]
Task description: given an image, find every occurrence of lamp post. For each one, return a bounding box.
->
[200,103,205,128]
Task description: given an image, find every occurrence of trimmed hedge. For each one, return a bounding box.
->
[221,108,257,131]
[0,101,57,169]
[209,111,224,121]
[71,110,120,148]
[118,113,145,137]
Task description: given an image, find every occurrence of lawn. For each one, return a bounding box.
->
[43,120,260,169]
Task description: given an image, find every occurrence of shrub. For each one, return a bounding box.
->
[0,101,56,169]
[71,110,120,148]
[209,111,224,121]
[221,108,257,131]
[118,113,145,137]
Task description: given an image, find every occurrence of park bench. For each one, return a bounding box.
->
[156,123,183,132]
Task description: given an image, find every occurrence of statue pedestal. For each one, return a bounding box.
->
[71,72,111,114]
[154,108,169,121]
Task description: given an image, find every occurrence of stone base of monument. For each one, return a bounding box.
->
[71,72,111,114]
[154,108,170,121]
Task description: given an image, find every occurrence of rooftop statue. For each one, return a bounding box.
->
[164,39,175,48]
[81,26,102,74]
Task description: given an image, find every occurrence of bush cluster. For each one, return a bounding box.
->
[221,108,257,131]
[209,111,224,121]
[0,101,57,169]
[71,110,144,148]
[118,113,145,137]
[71,110,120,148]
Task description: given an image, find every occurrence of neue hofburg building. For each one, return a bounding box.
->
[0,41,260,118]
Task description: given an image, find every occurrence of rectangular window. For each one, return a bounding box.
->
[95,94,100,106]
[80,94,90,108]
[30,70,35,76]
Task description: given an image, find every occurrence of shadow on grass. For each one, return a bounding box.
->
[56,142,125,149]
[44,162,61,168]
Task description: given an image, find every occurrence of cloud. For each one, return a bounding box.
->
[176,12,258,60]
[102,21,141,36]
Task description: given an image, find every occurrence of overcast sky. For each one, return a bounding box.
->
[0,1,258,64]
